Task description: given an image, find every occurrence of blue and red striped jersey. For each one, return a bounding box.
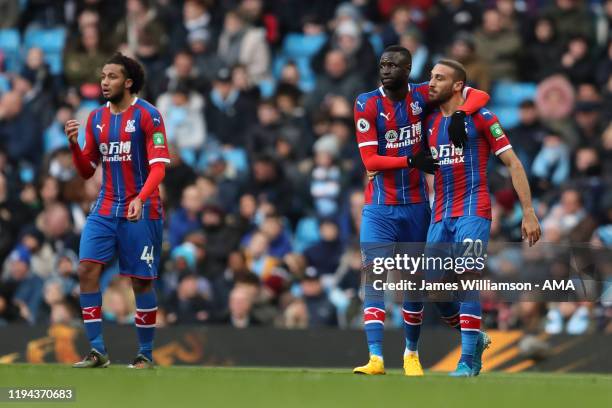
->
[426,107,512,222]
[81,97,170,219]
[354,83,430,205]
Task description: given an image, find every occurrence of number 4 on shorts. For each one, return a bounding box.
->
[140,246,154,267]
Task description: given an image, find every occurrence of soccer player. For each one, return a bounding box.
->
[425,59,541,376]
[65,53,170,369]
[353,46,490,376]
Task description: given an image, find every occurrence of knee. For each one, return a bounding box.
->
[132,278,153,294]
[77,262,98,281]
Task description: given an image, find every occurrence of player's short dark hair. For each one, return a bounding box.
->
[105,52,145,94]
[437,59,467,84]
[383,45,412,67]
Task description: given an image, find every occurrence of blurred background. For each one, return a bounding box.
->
[0,0,610,340]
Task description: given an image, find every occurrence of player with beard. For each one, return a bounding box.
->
[353,46,490,376]
[424,59,540,376]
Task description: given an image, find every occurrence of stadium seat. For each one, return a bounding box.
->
[0,75,10,92]
[368,32,384,56]
[0,29,21,72]
[23,27,66,74]
[489,105,520,129]
[258,78,276,98]
[491,82,537,107]
[293,217,320,253]
[282,33,327,60]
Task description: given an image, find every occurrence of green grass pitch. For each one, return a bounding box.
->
[1,364,610,408]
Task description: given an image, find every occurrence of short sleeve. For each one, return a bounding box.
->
[475,109,512,156]
[354,94,378,149]
[83,111,100,168]
[142,108,171,166]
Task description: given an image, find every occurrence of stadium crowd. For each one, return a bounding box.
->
[0,0,611,335]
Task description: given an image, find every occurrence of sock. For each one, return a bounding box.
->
[459,301,481,368]
[80,292,106,355]
[402,301,423,355]
[363,283,385,359]
[435,301,461,331]
[134,290,157,361]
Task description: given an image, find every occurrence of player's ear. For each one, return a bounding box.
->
[454,81,464,93]
[125,78,133,91]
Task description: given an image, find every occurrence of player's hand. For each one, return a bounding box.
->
[64,119,80,145]
[407,150,439,175]
[127,197,143,221]
[522,209,541,247]
[448,110,468,148]
[366,170,379,181]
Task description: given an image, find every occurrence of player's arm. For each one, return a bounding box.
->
[355,96,438,174]
[66,115,99,179]
[498,149,541,246]
[128,110,171,221]
[478,111,541,246]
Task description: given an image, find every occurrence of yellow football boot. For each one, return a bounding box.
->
[353,355,385,375]
[403,354,424,376]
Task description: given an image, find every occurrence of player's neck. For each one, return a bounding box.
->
[383,84,408,102]
[440,94,464,117]
[109,94,136,114]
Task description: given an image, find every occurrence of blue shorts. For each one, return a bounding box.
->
[360,203,430,264]
[79,215,162,279]
[425,216,491,281]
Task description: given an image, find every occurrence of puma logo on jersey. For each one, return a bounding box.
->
[380,112,391,121]
[356,101,365,110]
[96,124,105,133]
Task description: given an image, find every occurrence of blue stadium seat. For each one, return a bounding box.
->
[368,32,384,56]
[489,105,520,129]
[491,82,537,107]
[24,27,66,74]
[293,217,320,253]
[259,78,276,98]
[0,29,21,72]
[0,75,10,93]
[282,33,327,59]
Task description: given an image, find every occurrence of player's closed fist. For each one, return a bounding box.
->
[64,119,80,144]
[408,150,439,175]
[448,110,468,148]
[127,197,143,221]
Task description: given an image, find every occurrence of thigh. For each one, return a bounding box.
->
[117,218,163,280]
[397,202,431,243]
[360,205,398,264]
[79,215,118,264]
[453,216,491,254]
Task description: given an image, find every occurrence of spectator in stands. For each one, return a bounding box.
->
[427,0,483,56]
[508,100,546,171]
[187,29,225,89]
[531,131,570,193]
[0,90,42,168]
[522,17,563,82]
[2,245,43,324]
[163,145,198,211]
[64,24,110,88]
[257,214,292,259]
[300,266,337,327]
[307,50,364,112]
[381,5,419,48]
[542,188,589,239]
[168,185,204,249]
[0,0,19,29]
[157,80,206,162]
[200,203,241,279]
[304,219,343,276]
[544,0,594,44]
[560,35,596,84]
[474,8,521,81]
[217,9,270,83]
[310,135,342,218]
[180,0,215,50]
[398,29,429,82]
[165,272,213,324]
[43,103,73,154]
[205,67,257,148]
[243,231,279,280]
[226,284,257,328]
[153,50,206,101]
[448,32,491,92]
